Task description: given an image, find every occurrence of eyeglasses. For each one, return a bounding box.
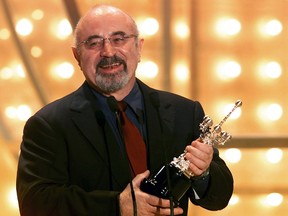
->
[78,34,138,50]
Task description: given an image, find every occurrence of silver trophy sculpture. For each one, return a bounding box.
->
[140,100,243,203]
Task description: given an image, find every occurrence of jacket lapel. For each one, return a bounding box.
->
[138,80,176,173]
[69,82,130,188]
[68,81,177,187]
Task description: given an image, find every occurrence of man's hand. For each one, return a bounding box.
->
[119,170,184,216]
[185,139,213,177]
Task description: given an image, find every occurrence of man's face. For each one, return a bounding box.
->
[73,12,143,95]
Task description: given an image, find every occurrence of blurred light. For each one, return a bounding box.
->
[136,61,158,78]
[17,105,32,121]
[174,63,189,81]
[15,64,26,78]
[31,9,44,20]
[53,62,75,79]
[261,19,282,36]
[216,60,241,80]
[229,194,240,205]
[215,18,241,36]
[31,46,43,58]
[0,64,25,80]
[0,28,10,40]
[5,107,17,119]
[55,19,72,39]
[258,103,283,121]
[7,187,18,209]
[174,22,190,39]
[259,61,282,79]
[266,148,283,164]
[263,193,283,206]
[138,18,159,36]
[5,105,32,121]
[16,18,33,36]
[224,148,242,163]
[0,67,14,80]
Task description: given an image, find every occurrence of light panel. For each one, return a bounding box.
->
[0,1,287,216]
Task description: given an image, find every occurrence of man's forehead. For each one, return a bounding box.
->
[75,6,137,41]
[82,12,134,31]
[82,8,132,28]
[85,15,132,30]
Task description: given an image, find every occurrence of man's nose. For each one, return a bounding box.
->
[100,40,117,57]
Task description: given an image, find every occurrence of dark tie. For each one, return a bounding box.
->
[117,101,147,176]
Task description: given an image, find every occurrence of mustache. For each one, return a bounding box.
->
[97,55,126,67]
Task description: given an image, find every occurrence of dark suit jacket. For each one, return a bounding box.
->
[16,80,233,216]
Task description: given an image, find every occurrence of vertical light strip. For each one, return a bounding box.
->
[61,0,80,29]
[189,0,199,99]
[161,0,171,91]
[0,0,48,105]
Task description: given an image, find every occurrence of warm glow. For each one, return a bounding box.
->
[0,67,14,80]
[53,62,75,79]
[0,64,25,80]
[5,105,32,121]
[258,103,283,121]
[229,194,240,205]
[55,19,72,39]
[31,46,43,58]
[261,19,283,36]
[7,187,18,209]
[216,60,241,80]
[16,18,33,36]
[17,105,32,121]
[138,18,159,36]
[262,193,283,206]
[31,9,44,20]
[15,64,26,78]
[215,18,241,36]
[0,28,10,40]
[0,2,288,216]
[266,148,283,164]
[224,148,242,163]
[174,63,189,81]
[136,61,158,78]
[174,21,190,39]
[259,61,282,79]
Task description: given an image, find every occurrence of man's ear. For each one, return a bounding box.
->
[72,47,80,65]
[137,38,144,62]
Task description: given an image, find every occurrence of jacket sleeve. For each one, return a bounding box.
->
[16,115,121,216]
[189,147,234,210]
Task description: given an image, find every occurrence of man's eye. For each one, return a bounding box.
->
[112,36,125,43]
[88,39,102,47]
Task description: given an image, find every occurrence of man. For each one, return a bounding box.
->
[16,4,233,216]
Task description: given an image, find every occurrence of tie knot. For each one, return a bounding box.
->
[117,101,127,111]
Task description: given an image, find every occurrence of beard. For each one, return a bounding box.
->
[95,56,130,93]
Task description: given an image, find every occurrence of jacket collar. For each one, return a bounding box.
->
[69,82,131,188]
[137,80,175,172]
[69,80,176,184]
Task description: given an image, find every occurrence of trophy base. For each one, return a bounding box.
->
[140,163,192,203]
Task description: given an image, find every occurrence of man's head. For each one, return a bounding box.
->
[72,5,144,98]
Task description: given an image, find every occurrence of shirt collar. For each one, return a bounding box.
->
[123,82,143,114]
[90,82,143,114]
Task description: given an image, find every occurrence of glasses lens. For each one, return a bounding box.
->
[81,34,136,49]
[110,34,127,47]
[85,38,103,49]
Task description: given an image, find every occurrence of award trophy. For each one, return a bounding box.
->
[140,100,242,203]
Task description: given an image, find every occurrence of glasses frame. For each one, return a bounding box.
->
[77,33,138,50]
